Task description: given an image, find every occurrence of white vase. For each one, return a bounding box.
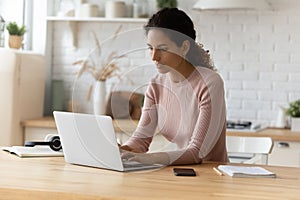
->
[93,81,107,115]
[275,106,288,128]
[291,117,300,132]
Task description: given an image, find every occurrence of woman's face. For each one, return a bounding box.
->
[146,29,185,74]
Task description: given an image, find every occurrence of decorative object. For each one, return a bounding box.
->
[291,118,300,132]
[286,99,300,132]
[105,1,126,18]
[156,0,177,9]
[57,0,75,17]
[106,91,144,120]
[193,0,272,10]
[275,105,288,128]
[73,30,125,82]
[132,0,149,18]
[93,80,107,115]
[6,22,26,49]
[80,3,99,17]
[73,25,129,115]
[51,79,65,112]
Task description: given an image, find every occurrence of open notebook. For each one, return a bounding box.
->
[217,165,276,178]
[2,146,64,158]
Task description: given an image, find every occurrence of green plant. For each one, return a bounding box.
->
[286,99,300,118]
[6,22,26,36]
[156,0,178,9]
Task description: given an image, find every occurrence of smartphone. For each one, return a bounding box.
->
[173,168,196,176]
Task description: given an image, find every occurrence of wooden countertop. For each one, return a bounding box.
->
[226,128,300,142]
[1,150,300,200]
[21,117,300,142]
[21,116,139,133]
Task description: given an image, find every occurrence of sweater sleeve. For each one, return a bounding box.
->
[167,73,227,165]
[123,83,158,153]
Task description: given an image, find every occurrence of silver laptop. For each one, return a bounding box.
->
[53,111,163,172]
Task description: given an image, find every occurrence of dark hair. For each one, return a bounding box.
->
[145,8,215,70]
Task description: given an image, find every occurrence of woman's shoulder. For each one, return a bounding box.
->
[194,67,223,82]
[150,73,168,84]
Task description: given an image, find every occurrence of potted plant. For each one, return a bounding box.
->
[156,0,178,9]
[6,22,26,49]
[286,99,300,132]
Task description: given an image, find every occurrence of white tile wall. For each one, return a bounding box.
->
[49,0,300,126]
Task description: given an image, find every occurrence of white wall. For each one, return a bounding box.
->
[0,0,24,24]
[48,0,300,126]
[0,0,24,48]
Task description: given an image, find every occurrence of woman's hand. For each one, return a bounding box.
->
[121,150,170,165]
[122,151,157,165]
[119,144,133,152]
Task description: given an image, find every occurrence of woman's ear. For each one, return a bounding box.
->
[181,40,190,56]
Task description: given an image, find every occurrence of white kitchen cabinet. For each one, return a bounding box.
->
[0,48,45,146]
[24,127,58,142]
[268,141,300,167]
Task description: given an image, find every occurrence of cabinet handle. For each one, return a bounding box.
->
[277,142,290,148]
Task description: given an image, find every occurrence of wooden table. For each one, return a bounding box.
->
[1,151,300,200]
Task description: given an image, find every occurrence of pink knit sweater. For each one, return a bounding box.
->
[124,67,228,165]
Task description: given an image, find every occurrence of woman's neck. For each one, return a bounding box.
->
[168,61,195,83]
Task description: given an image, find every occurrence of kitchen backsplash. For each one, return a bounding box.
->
[50,0,300,126]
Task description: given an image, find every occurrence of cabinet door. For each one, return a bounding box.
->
[24,127,58,142]
[268,141,300,167]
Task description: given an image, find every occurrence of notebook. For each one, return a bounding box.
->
[53,111,163,172]
[217,165,276,178]
[1,146,63,158]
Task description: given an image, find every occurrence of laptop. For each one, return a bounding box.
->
[53,111,163,172]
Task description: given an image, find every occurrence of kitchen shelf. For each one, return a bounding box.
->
[46,16,148,23]
[47,16,148,48]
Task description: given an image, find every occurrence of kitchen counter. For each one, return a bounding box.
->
[21,117,300,142]
[21,116,139,133]
[226,128,300,142]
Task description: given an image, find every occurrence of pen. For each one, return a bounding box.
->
[213,167,223,176]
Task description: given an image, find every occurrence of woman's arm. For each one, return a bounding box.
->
[121,83,158,153]
[121,151,170,165]
[168,73,227,165]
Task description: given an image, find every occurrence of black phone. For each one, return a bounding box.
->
[173,168,196,176]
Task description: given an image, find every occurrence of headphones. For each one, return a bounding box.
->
[24,135,62,151]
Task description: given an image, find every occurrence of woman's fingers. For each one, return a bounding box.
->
[121,151,136,160]
[119,145,132,151]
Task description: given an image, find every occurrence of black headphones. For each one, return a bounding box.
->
[24,135,62,151]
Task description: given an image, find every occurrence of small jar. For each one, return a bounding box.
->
[80,3,99,17]
[105,1,126,18]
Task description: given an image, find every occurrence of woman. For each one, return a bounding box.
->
[120,8,228,165]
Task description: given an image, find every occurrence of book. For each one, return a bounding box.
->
[1,146,64,158]
[217,165,276,178]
